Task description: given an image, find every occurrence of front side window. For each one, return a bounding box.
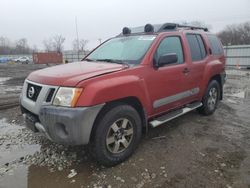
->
[155,36,184,64]
[87,35,156,64]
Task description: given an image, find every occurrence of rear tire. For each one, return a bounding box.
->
[198,80,220,115]
[91,103,142,167]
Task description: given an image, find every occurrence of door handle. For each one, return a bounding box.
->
[182,68,190,74]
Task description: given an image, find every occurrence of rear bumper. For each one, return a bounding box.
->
[21,104,104,145]
[220,70,227,100]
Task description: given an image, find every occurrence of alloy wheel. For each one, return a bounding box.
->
[106,118,134,154]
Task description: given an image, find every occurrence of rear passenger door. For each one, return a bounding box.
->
[185,33,207,99]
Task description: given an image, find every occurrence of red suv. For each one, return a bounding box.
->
[20,23,226,166]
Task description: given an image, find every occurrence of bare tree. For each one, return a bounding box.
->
[0,37,11,47]
[43,35,65,53]
[32,45,38,53]
[79,39,88,51]
[72,39,79,52]
[0,37,33,55]
[52,35,65,53]
[43,39,53,52]
[15,38,29,54]
[180,21,212,30]
[0,37,11,54]
[217,22,250,45]
[72,39,88,52]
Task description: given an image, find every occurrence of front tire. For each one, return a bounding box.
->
[91,103,142,166]
[198,80,220,115]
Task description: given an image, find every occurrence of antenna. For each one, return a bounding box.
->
[98,38,102,44]
[75,16,80,61]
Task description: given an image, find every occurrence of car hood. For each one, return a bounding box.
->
[27,61,126,86]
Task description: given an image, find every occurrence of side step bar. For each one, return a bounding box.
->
[149,102,202,128]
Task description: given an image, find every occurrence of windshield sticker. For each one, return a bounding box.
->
[138,36,156,41]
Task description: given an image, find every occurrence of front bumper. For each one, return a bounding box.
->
[21,104,104,145]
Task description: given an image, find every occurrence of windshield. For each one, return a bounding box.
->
[86,35,156,64]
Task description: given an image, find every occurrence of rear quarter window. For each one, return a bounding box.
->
[206,35,224,55]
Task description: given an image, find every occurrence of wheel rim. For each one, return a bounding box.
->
[207,87,218,111]
[106,118,134,154]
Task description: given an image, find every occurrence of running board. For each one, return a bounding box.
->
[149,102,202,128]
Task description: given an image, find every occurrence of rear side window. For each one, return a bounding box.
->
[156,36,184,64]
[207,35,223,55]
[186,34,206,61]
[196,35,206,59]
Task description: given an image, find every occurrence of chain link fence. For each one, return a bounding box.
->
[225,41,250,83]
[224,45,250,68]
[63,51,88,63]
[224,44,250,99]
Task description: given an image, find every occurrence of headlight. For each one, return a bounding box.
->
[53,87,83,107]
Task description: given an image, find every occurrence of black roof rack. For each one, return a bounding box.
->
[159,23,208,32]
[120,23,208,36]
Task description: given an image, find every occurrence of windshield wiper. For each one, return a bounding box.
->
[95,59,130,67]
[84,58,94,62]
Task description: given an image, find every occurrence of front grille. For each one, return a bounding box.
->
[26,83,42,102]
[46,88,55,102]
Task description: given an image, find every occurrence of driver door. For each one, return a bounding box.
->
[146,35,194,116]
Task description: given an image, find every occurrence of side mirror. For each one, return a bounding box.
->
[157,53,178,67]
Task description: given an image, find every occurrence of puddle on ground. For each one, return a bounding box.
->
[0,118,95,188]
[0,118,22,135]
[226,69,250,77]
[0,164,94,188]
[0,77,22,95]
[0,166,28,188]
[0,118,41,165]
[227,89,250,99]
[0,85,22,95]
[0,77,11,85]
[0,118,40,187]
[232,90,250,99]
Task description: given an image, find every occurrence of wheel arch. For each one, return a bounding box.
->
[89,96,147,142]
[208,74,223,100]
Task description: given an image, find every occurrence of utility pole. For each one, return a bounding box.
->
[75,16,80,61]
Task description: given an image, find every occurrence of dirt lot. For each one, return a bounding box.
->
[0,64,250,188]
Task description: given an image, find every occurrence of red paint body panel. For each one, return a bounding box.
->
[27,30,225,119]
[27,62,125,86]
[76,66,152,114]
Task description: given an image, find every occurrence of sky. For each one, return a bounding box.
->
[1,0,250,51]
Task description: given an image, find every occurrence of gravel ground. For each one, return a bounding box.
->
[0,64,250,188]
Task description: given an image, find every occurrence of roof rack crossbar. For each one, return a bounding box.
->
[177,24,208,32]
[158,23,208,32]
[119,23,209,36]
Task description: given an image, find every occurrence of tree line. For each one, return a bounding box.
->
[0,37,34,55]
[43,35,88,53]
[0,34,88,55]
[217,21,250,46]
